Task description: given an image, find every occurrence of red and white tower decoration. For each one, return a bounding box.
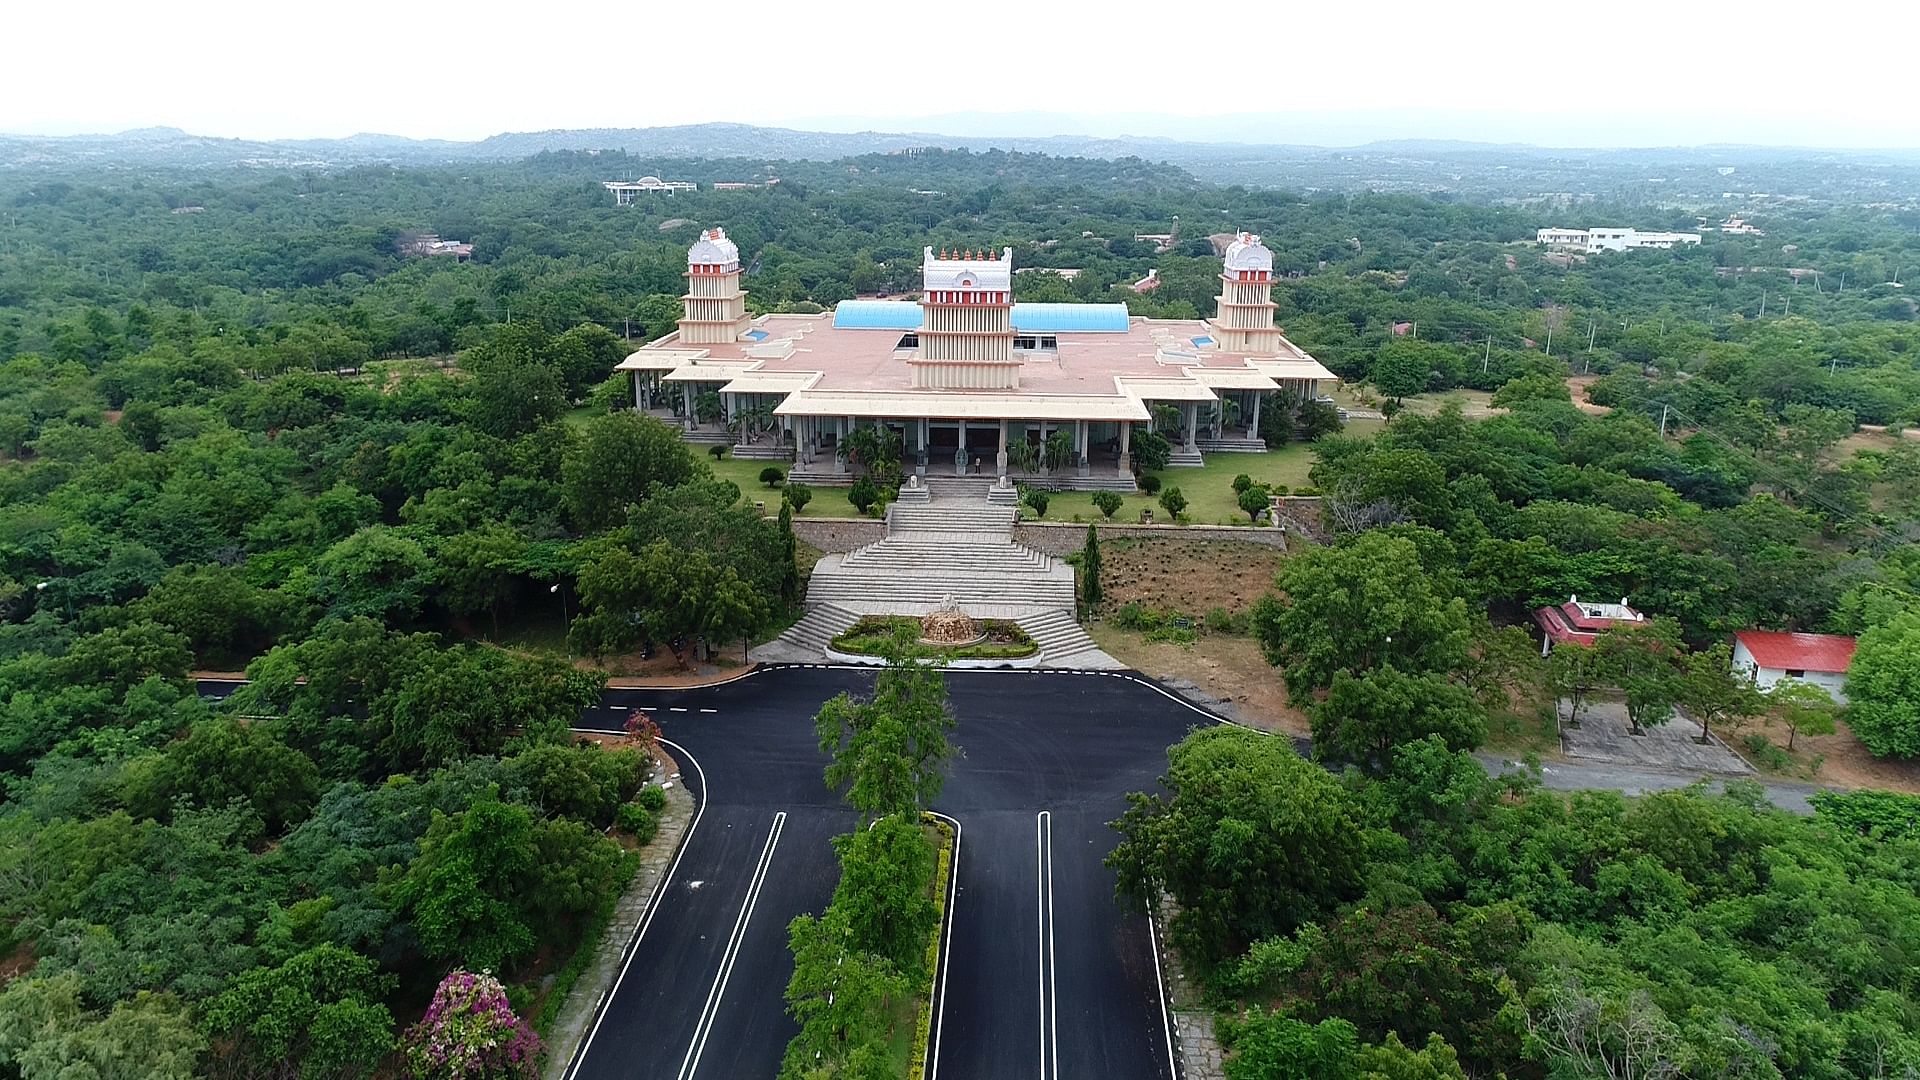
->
[1212,232,1282,354]
[911,246,1019,389]
[678,228,752,345]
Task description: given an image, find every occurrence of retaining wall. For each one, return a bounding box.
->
[790,515,1298,556]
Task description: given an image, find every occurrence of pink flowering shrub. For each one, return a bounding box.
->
[624,711,661,752]
[404,970,542,1078]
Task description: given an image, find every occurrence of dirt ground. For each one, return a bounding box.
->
[1757,718,1920,794]
[1565,375,1613,415]
[1099,538,1285,615]
[1088,626,1309,736]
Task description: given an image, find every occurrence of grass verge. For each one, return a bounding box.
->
[905,814,957,1080]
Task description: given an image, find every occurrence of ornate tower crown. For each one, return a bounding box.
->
[1222,232,1273,276]
[687,227,741,273]
[922,245,1013,294]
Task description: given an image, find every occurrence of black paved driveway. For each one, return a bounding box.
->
[573,667,1203,1080]
[201,666,1212,1079]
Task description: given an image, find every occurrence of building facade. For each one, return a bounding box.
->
[617,229,1339,490]
[1732,630,1855,703]
[1536,227,1703,252]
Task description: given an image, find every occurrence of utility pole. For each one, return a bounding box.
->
[1545,324,1553,359]
[1483,334,1493,374]
[1759,292,1767,318]
[1659,404,1670,439]
[1783,292,1790,318]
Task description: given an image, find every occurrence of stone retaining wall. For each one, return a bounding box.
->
[1013,521,1290,554]
[792,513,1316,556]
[791,517,888,552]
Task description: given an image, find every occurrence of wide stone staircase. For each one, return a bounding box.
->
[751,488,1122,668]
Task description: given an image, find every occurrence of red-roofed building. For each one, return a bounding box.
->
[1732,630,1856,703]
[1533,595,1648,655]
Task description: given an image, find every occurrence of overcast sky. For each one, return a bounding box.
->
[7,0,1916,148]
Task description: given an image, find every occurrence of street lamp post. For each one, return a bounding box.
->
[550,583,571,659]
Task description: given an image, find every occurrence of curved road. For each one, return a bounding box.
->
[203,665,1210,1079]
[560,666,1205,1080]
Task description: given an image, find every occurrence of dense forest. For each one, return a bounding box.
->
[1,147,1918,1076]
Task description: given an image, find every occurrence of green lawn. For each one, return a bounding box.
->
[1034,443,1321,526]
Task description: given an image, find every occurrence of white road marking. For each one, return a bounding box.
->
[1036,810,1058,1080]
[669,707,689,712]
[698,708,718,714]
[564,736,709,1080]
[1145,901,1180,1080]
[609,704,629,710]
[925,811,963,1080]
[679,810,787,1080]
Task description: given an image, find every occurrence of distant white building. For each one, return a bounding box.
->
[603,177,699,204]
[1537,227,1702,252]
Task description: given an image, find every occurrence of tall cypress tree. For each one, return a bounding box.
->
[1081,523,1103,614]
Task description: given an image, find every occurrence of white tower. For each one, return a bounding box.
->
[911,246,1019,390]
[678,228,752,345]
[1212,232,1282,354]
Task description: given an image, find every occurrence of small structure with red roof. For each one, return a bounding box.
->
[1732,630,1856,703]
[1533,594,1647,655]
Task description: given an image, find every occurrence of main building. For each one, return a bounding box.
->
[617,228,1339,490]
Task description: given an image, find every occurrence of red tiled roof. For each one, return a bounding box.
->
[1735,630,1856,674]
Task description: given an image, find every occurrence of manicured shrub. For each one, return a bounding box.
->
[616,802,659,843]
[759,466,786,488]
[637,785,668,812]
[1092,490,1124,519]
[1139,473,1163,495]
[1159,486,1188,519]
[785,483,813,512]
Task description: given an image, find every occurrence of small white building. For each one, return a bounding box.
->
[1732,630,1856,703]
[1537,227,1702,252]
[603,177,699,204]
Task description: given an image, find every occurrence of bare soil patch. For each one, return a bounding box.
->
[1566,375,1612,415]
[1100,538,1283,614]
[1089,626,1308,736]
[1749,718,1920,794]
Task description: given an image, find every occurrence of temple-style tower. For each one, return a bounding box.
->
[678,228,752,344]
[1212,232,1282,354]
[911,246,1019,390]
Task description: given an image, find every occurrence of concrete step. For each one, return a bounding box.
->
[775,602,862,653]
[805,573,1076,609]
[1195,436,1267,453]
[729,444,795,460]
[678,429,731,445]
[1166,447,1206,467]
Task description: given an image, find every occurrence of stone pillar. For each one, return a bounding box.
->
[1076,420,1089,475]
[956,419,968,472]
[1117,421,1132,477]
[1249,391,1261,440]
[630,370,642,412]
[1183,403,1198,450]
[683,383,697,431]
[1036,419,1049,476]
[996,419,1008,474]
[834,417,847,475]
[917,417,928,475]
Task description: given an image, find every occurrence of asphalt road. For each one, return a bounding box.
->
[193,663,1824,1079]
[558,667,1199,1080]
[203,667,1201,1079]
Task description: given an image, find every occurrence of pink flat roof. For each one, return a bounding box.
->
[637,314,1331,400]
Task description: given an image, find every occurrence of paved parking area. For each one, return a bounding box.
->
[1560,699,1753,775]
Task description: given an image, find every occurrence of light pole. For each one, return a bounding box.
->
[550,583,571,659]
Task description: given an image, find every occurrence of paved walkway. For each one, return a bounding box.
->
[1560,700,1753,775]
[757,488,1122,668]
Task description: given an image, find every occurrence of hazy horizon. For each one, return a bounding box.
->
[7,0,1918,151]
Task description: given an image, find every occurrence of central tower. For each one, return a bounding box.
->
[679,228,752,345]
[911,246,1018,390]
[1212,232,1282,354]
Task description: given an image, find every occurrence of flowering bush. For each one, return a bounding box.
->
[404,970,542,1079]
[624,711,661,752]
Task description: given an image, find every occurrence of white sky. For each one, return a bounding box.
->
[6,0,1917,148]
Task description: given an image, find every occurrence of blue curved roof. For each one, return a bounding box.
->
[831,300,1131,333]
